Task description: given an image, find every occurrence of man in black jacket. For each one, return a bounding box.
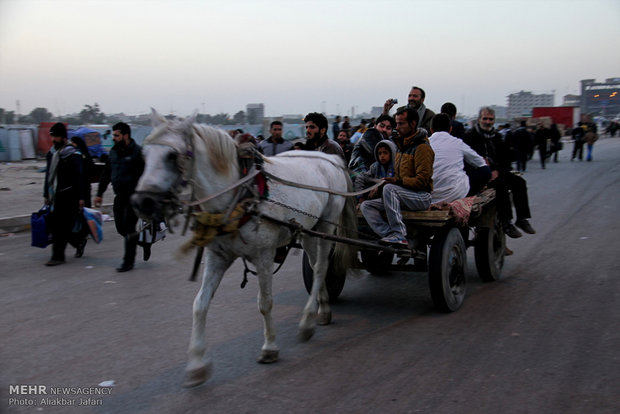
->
[44,122,86,266]
[94,122,145,272]
[464,107,535,239]
[348,114,395,174]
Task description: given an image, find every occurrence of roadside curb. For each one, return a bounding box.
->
[0,204,114,234]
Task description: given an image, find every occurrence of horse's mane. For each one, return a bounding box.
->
[191,124,238,175]
[145,120,238,175]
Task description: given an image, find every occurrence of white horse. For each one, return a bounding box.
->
[132,110,357,387]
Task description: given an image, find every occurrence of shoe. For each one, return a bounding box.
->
[116,263,134,272]
[503,223,523,239]
[75,239,87,258]
[143,244,152,261]
[515,219,536,234]
[379,234,408,246]
[45,259,65,266]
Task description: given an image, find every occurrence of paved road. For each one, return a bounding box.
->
[2,138,619,413]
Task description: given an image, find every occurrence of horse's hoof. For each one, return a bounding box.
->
[257,349,279,364]
[297,326,315,342]
[317,311,332,326]
[183,364,212,388]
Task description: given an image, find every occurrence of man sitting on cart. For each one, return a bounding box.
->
[360,107,434,246]
[463,107,536,238]
[428,113,491,204]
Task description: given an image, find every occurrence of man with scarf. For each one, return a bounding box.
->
[43,122,86,266]
[94,122,145,272]
[383,86,436,133]
[464,107,536,239]
[303,112,345,159]
[360,107,434,246]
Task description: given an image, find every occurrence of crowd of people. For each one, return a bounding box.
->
[223,85,541,248]
[45,85,610,268]
[44,122,150,271]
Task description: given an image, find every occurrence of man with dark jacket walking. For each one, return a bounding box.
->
[512,121,533,172]
[44,122,86,266]
[94,122,145,272]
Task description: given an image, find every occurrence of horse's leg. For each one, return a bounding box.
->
[254,255,279,364]
[184,249,232,387]
[315,237,333,326]
[298,237,331,341]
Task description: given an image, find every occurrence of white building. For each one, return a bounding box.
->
[507,91,554,119]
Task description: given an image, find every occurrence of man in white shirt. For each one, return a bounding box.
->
[429,113,491,204]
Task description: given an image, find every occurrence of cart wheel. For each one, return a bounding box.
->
[428,228,467,312]
[302,250,345,303]
[360,249,394,275]
[474,223,506,282]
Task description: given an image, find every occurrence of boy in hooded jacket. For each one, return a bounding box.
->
[355,139,397,207]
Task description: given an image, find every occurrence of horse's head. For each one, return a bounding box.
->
[132,109,196,222]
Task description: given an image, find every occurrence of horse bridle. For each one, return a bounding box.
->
[141,126,197,220]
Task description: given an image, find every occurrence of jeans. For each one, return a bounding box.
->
[360,184,431,239]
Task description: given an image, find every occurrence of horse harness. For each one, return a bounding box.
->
[147,128,385,283]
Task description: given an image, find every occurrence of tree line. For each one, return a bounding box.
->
[0,104,250,126]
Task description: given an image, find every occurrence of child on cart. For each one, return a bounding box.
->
[354,139,397,209]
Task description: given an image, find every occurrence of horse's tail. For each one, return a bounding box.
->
[332,172,359,276]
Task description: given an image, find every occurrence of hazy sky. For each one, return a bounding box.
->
[1,0,619,118]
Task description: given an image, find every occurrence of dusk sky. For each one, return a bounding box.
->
[1,0,619,119]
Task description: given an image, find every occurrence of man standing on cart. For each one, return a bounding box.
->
[360,107,434,246]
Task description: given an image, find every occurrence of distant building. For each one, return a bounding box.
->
[580,78,620,117]
[282,114,304,123]
[370,106,384,118]
[507,90,554,119]
[246,103,264,124]
[563,94,581,107]
[488,105,508,120]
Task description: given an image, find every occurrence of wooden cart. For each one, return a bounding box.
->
[301,188,506,312]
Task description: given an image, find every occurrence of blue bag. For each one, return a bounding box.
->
[31,205,52,248]
[83,207,103,243]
